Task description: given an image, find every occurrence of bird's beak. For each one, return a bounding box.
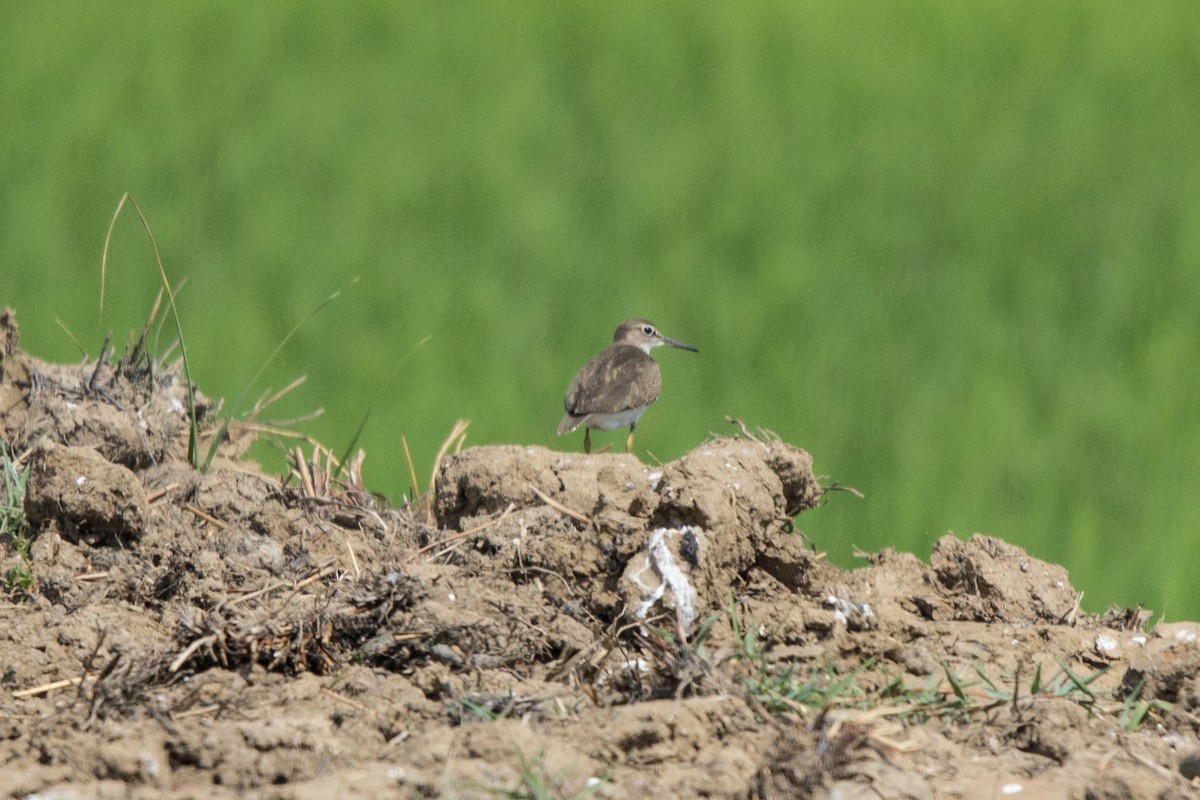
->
[662,335,698,353]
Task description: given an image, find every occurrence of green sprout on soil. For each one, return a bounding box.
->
[3,564,34,600]
[103,192,201,466]
[456,695,532,723]
[460,697,501,721]
[1,442,34,600]
[703,600,1161,734]
[1118,674,1173,731]
[452,694,609,798]
[724,601,869,715]
[894,658,1176,733]
[940,661,1107,713]
[0,443,29,541]
[470,748,608,800]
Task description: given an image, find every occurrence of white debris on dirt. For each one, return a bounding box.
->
[627,525,703,631]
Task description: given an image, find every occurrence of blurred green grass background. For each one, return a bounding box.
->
[2,3,1197,618]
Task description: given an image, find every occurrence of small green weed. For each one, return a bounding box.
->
[0,443,28,542]
[1118,674,1173,731]
[1,442,34,600]
[453,695,611,799]
[723,600,868,716]
[4,563,34,600]
[712,601,1150,733]
[103,193,201,467]
[473,748,607,800]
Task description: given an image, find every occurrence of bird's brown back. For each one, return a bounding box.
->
[563,345,661,416]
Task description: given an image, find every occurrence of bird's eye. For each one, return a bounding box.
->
[642,326,654,335]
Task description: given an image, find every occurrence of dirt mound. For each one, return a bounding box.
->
[1,307,1198,799]
[432,437,820,635]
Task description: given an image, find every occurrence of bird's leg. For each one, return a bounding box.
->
[625,422,636,453]
[584,428,592,454]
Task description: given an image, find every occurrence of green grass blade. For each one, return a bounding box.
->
[102,192,200,467]
[202,278,358,471]
[941,663,969,705]
[335,334,431,478]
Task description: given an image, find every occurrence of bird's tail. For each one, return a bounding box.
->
[557,415,581,435]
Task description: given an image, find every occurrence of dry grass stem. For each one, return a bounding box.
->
[12,676,94,698]
[146,482,180,504]
[528,484,592,525]
[423,419,469,521]
[183,502,227,529]
[407,502,516,561]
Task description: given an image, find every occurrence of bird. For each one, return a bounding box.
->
[557,319,698,454]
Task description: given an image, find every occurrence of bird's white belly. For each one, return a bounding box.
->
[585,406,649,430]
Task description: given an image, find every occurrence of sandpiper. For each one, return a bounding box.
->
[557,319,698,453]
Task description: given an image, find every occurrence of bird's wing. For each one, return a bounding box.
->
[565,346,661,415]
